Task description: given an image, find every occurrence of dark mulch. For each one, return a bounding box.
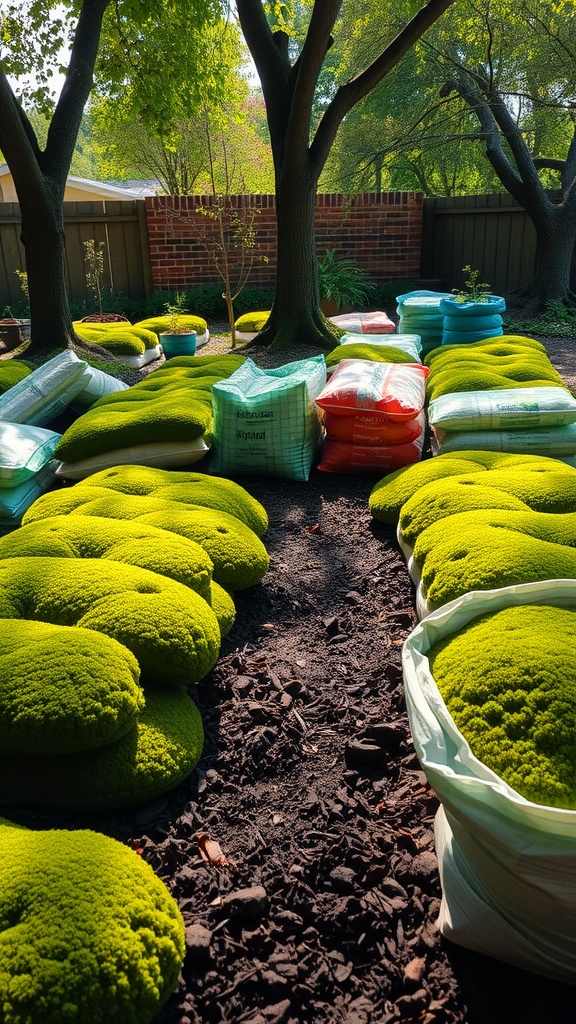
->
[7,329,576,1024]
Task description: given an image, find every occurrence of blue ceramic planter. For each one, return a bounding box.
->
[159,331,197,358]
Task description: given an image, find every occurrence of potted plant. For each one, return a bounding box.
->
[0,271,32,351]
[318,249,374,316]
[440,265,506,344]
[158,292,197,357]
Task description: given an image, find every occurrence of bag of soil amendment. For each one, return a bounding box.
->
[211,356,326,481]
[402,580,576,983]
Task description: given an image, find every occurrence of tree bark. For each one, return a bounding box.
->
[19,192,77,350]
[508,205,576,312]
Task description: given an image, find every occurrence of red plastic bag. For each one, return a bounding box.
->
[330,311,395,334]
[315,359,428,420]
[317,436,424,473]
[322,409,425,446]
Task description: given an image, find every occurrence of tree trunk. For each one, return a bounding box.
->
[257,170,339,351]
[507,204,576,312]
[19,193,77,353]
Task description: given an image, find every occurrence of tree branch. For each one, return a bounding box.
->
[284,0,340,168]
[0,66,45,195]
[310,0,455,174]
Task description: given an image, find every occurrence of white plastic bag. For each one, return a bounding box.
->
[428,386,576,432]
[402,581,576,982]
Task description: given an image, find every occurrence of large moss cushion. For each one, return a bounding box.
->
[79,465,268,536]
[0,817,184,1023]
[368,451,575,524]
[23,489,269,590]
[0,515,215,602]
[74,322,160,355]
[0,686,204,812]
[134,314,208,337]
[325,343,416,367]
[428,605,576,809]
[55,388,213,462]
[0,556,220,687]
[0,360,32,394]
[0,620,142,755]
[424,335,547,366]
[133,354,246,391]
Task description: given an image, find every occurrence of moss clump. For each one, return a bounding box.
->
[399,466,576,546]
[80,465,268,536]
[428,605,576,808]
[134,314,208,336]
[424,335,547,366]
[325,343,416,367]
[0,515,215,602]
[0,556,221,687]
[133,355,245,390]
[209,581,236,637]
[0,816,184,1023]
[427,366,565,402]
[235,311,271,333]
[23,490,269,591]
[0,360,32,394]
[0,619,142,755]
[74,323,159,355]
[368,451,576,525]
[55,388,213,462]
[0,685,203,812]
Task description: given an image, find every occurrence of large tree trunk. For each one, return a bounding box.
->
[258,169,339,351]
[507,204,576,313]
[19,192,77,353]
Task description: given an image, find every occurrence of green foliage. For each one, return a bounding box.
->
[504,303,576,339]
[83,239,106,316]
[451,265,491,303]
[317,249,375,309]
[0,818,185,1019]
[163,291,189,333]
[429,604,576,807]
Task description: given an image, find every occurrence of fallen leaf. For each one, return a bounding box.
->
[196,832,232,868]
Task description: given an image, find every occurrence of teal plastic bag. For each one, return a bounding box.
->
[211,356,326,481]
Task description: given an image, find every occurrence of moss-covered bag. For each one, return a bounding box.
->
[0,619,142,755]
[0,556,220,686]
[417,517,576,610]
[0,359,32,394]
[79,464,268,536]
[368,450,574,524]
[428,605,576,808]
[424,334,547,366]
[325,343,416,367]
[55,388,213,462]
[23,489,269,590]
[399,466,576,547]
[134,354,246,389]
[74,322,159,355]
[427,366,565,402]
[0,686,203,813]
[0,514,214,601]
[135,314,208,337]
[0,817,185,1023]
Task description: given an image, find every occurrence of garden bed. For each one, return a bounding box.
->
[8,329,576,1024]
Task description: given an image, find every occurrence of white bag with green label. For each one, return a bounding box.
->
[428,386,576,432]
[402,581,576,982]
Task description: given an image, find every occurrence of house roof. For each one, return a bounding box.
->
[0,165,155,200]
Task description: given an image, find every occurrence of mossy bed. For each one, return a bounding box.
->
[424,335,547,366]
[0,555,221,687]
[0,359,32,394]
[134,314,208,337]
[74,322,160,355]
[368,451,576,524]
[426,365,565,401]
[428,605,576,808]
[23,489,269,591]
[0,817,185,1023]
[325,343,417,367]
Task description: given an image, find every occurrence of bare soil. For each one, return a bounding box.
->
[10,329,576,1024]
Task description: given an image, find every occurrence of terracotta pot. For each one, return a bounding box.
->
[0,318,31,350]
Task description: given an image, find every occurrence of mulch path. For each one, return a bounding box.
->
[9,328,576,1024]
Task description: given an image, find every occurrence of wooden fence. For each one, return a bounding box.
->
[1,193,575,307]
[0,200,151,307]
[421,192,576,294]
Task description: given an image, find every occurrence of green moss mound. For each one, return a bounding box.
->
[80,465,268,536]
[0,685,203,812]
[425,335,547,366]
[427,366,565,402]
[325,343,416,367]
[368,452,576,525]
[74,323,159,355]
[0,619,142,755]
[0,556,221,687]
[23,490,269,590]
[235,311,270,332]
[55,389,213,462]
[209,581,236,637]
[133,355,245,391]
[134,314,208,337]
[0,816,184,1023]
[0,360,32,394]
[428,605,576,808]
[0,515,215,601]
[399,466,576,547]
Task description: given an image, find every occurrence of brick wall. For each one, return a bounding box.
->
[145,192,423,291]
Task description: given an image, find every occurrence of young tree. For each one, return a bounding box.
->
[0,0,218,355]
[235,0,456,350]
